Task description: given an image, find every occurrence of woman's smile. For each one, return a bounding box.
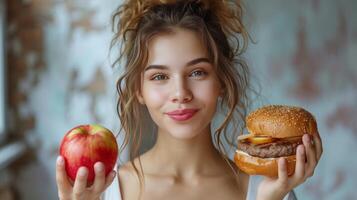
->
[165,108,200,122]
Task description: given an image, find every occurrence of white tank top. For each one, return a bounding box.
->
[102,165,297,200]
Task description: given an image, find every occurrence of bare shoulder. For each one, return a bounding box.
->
[228,159,250,195]
[201,159,250,200]
[118,160,142,200]
[118,162,137,182]
[118,156,146,179]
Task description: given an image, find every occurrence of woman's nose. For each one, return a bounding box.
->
[171,79,193,103]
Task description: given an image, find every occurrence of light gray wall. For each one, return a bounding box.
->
[0,0,6,137]
[244,1,357,199]
[6,0,357,199]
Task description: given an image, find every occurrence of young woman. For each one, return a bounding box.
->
[56,1,323,199]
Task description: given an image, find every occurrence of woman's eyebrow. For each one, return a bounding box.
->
[144,57,211,72]
[186,57,211,67]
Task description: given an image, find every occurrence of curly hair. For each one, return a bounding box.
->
[111,0,251,193]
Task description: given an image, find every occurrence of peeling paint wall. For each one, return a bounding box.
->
[245,1,357,199]
[4,0,357,199]
[6,0,123,199]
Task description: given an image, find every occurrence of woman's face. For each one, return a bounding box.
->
[137,28,221,139]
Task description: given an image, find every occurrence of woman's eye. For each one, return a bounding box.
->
[151,74,168,81]
[190,70,207,77]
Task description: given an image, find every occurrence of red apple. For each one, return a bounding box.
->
[59,124,118,185]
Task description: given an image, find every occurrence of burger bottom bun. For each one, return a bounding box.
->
[234,150,296,177]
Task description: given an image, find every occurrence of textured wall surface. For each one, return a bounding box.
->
[6,0,123,199]
[5,0,357,199]
[245,1,357,199]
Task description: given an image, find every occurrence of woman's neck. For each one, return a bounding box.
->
[143,125,227,178]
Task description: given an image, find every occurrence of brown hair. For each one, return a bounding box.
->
[111,0,251,194]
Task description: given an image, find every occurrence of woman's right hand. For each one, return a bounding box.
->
[56,156,117,200]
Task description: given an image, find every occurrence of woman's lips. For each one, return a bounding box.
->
[165,109,199,121]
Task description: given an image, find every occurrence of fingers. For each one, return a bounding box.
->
[56,156,72,198]
[73,167,88,198]
[277,157,288,185]
[56,159,115,199]
[261,134,323,196]
[103,170,117,189]
[312,132,323,162]
[92,162,106,193]
[293,144,306,180]
[303,134,317,178]
[90,163,116,199]
[86,162,116,195]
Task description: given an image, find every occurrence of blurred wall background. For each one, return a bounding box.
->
[2,0,123,199]
[245,1,357,200]
[0,0,356,199]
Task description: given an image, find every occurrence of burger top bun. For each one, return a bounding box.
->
[246,105,318,138]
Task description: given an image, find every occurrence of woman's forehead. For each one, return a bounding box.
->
[145,28,209,68]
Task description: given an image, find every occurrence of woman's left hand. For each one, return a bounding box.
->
[256,132,323,200]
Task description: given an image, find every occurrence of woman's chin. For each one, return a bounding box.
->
[164,126,208,140]
[168,132,200,140]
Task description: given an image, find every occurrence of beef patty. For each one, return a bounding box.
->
[237,139,302,158]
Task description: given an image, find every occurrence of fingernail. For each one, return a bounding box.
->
[95,162,104,172]
[57,156,63,165]
[299,145,305,154]
[78,167,87,177]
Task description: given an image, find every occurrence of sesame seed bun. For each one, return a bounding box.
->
[246,105,318,138]
[234,105,318,177]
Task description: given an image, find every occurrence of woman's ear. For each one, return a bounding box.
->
[136,91,145,105]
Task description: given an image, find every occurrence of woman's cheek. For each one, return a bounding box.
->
[143,85,168,106]
[194,83,220,104]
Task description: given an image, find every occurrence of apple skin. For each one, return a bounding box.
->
[59,124,118,185]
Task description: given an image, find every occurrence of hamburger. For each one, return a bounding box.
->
[234,105,317,177]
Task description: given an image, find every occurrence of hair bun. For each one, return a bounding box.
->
[113,0,247,44]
